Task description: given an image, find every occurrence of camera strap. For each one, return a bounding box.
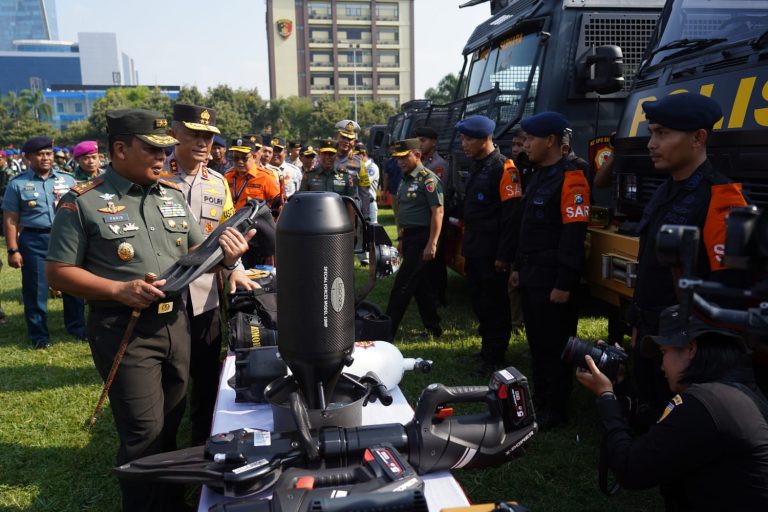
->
[724,382,768,424]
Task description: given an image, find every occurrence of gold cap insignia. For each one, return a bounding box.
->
[272,138,279,146]
[154,119,168,129]
[250,136,257,143]
[200,110,210,124]
[346,122,354,131]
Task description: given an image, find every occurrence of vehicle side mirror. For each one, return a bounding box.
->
[575,45,624,95]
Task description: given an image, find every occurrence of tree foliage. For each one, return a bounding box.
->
[424,73,460,104]
[1,86,398,148]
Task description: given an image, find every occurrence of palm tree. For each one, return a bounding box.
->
[2,91,27,119]
[424,73,460,104]
[19,88,53,121]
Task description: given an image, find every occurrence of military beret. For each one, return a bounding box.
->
[3,149,11,156]
[22,136,54,154]
[413,126,439,139]
[229,137,257,154]
[390,138,421,157]
[107,109,178,148]
[73,140,98,158]
[212,135,226,147]
[521,112,570,137]
[455,115,496,138]
[172,103,220,134]
[270,136,286,149]
[301,145,318,156]
[642,93,723,131]
[318,139,338,153]
[336,119,360,139]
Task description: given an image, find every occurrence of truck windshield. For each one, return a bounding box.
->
[650,0,768,66]
[464,30,541,97]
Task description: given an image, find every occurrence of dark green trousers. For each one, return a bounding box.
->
[88,297,190,512]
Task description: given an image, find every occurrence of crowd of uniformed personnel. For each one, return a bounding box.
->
[3,92,768,510]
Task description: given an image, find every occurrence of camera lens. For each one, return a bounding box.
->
[561,336,625,381]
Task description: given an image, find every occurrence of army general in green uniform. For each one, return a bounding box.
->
[385,139,444,340]
[45,109,252,512]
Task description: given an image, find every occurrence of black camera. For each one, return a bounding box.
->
[561,336,627,381]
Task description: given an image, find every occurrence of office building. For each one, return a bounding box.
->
[0,0,59,51]
[267,0,414,109]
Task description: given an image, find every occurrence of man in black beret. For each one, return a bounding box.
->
[456,115,522,376]
[628,92,748,428]
[510,111,591,430]
[3,135,85,348]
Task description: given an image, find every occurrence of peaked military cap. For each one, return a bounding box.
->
[318,139,338,153]
[521,112,570,137]
[243,134,264,148]
[642,93,723,131]
[229,137,257,154]
[270,136,286,149]
[107,109,178,148]
[336,119,361,139]
[301,145,318,156]
[390,138,421,157]
[289,140,302,149]
[173,103,220,134]
[22,136,54,154]
[353,142,367,154]
[413,126,439,139]
[456,115,496,138]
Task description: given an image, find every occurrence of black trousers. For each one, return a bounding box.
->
[87,300,190,512]
[519,285,578,417]
[187,302,223,445]
[386,228,440,337]
[633,314,672,429]
[464,255,511,362]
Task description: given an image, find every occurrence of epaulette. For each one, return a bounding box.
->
[70,177,104,196]
[158,178,181,191]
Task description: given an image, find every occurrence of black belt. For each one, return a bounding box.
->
[402,226,429,234]
[23,227,51,234]
[89,296,185,317]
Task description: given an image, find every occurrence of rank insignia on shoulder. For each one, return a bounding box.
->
[71,177,104,196]
[108,224,121,235]
[99,193,115,201]
[123,223,139,232]
[158,179,181,191]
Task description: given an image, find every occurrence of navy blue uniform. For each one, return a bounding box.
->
[3,169,85,346]
[461,147,519,366]
[515,157,590,420]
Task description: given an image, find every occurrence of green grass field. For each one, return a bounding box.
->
[0,210,663,511]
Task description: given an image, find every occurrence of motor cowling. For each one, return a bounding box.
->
[276,192,355,409]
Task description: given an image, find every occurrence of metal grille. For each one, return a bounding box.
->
[579,13,660,93]
[682,14,730,39]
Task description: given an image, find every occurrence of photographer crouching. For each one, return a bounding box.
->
[576,305,768,511]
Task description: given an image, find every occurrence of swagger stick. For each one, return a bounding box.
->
[85,272,157,430]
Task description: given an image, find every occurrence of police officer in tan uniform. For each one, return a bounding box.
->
[165,103,258,444]
[45,109,253,511]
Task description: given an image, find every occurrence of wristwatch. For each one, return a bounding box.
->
[221,258,241,271]
[7,248,19,255]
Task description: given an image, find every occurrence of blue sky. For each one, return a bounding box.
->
[56,0,490,98]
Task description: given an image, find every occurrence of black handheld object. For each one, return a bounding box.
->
[276,192,356,409]
[158,199,273,295]
[561,336,628,382]
[209,444,426,512]
[113,367,537,497]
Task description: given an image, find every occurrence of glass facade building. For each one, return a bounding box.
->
[0,0,59,51]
